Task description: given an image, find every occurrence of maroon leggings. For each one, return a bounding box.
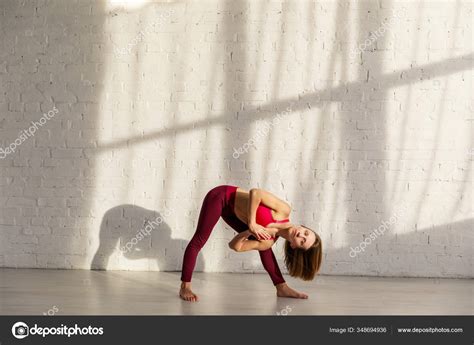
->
[181,185,285,285]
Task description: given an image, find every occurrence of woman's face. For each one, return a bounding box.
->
[289,226,316,250]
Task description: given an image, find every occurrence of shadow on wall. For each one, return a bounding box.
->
[324,217,472,278]
[0,0,108,269]
[91,204,204,273]
[90,206,471,279]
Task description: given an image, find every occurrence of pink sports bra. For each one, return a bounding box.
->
[254,203,290,240]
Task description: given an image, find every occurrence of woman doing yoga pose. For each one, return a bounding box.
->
[179,185,323,302]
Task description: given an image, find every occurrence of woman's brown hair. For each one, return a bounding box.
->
[284,225,322,281]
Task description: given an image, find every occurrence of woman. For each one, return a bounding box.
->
[179,185,323,302]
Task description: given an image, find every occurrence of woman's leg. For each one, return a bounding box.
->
[258,249,286,285]
[258,248,285,285]
[181,185,229,283]
[221,212,286,286]
[222,212,309,298]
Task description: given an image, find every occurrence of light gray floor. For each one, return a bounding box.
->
[0,268,472,315]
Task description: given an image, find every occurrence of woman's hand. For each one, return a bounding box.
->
[248,222,272,240]
[263,227,278,237]
[228,230,273,252]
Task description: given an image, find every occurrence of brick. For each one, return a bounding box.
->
[0,0,470,278]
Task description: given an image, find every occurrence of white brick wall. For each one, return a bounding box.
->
[0,0,472,278]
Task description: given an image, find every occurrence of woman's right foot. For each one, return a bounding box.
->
[179,282,199,302]
[275,282,308,299]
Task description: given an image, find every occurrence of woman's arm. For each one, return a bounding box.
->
[248,188,291,226]
[228,230,273,252]
[247,189,261,228]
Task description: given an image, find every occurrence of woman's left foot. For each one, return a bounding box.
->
[276,283,308,299]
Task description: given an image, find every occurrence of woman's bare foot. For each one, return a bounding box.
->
[275,283,308,299]
[179,282,199,302]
